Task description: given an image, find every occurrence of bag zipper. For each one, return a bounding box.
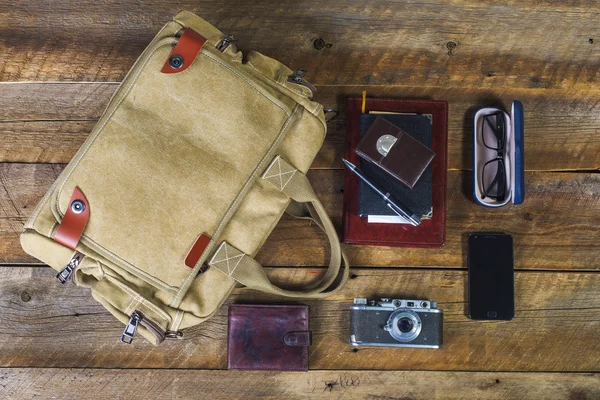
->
[288,68,317,99]
[121,311,183,344]
[56,252,84,284]
[216,35,237,52]
[121,311,141,344]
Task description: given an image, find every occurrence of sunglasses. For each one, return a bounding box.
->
[480,112,506,201]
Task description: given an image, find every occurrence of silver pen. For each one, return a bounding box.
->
[343,159,421,226]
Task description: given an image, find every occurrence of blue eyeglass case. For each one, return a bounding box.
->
[473,100,524,207]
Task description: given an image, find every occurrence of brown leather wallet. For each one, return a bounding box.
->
[227,304,310,371]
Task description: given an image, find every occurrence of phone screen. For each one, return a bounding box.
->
[468,233,514,320]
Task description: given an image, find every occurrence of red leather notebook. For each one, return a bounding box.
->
[343,98,448,247]
[227,304,310,371]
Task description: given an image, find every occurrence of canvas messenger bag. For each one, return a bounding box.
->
[20,11,349,345]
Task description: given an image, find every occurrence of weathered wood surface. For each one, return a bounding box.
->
[1,368,599,400]
[1,1,599,91]
[1,164,599,269]
[1,83,599,170]
[1,0,599,396]
[1,266,599,371]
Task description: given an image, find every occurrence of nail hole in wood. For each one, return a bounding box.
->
[313,38,326,50]
[21,291,31,302]
[589,38,594,44]
[352,348,359,353]
[446,41,457,55]
[350,273,358,279]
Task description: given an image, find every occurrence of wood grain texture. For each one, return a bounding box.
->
[1,1,599,90]
[0,0,598,392]
[1,83,599,170]
[2,163,598,269]
[1,368,599,400]
[1,266,599,371]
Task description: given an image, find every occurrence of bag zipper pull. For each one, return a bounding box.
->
[288,68,317,99]
[56,252,84,284]
[216,35,237,52]
[120,311,174,344]
[121,311,141,344]
[289,68,307,84]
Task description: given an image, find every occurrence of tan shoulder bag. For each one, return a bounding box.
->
[20,11,349,345]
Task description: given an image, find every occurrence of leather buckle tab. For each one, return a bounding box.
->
[161,28,207,74]
[54,187,90,250]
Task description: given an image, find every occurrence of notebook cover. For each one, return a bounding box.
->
[356,117,435,189]
[357,114,433,218]
[343,98,448,247]
[227,304,310,371]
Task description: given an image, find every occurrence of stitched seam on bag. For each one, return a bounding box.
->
[176,309,185,330]
[138,303,169,326]
[129,297,143,317]
[210,243,244,276]
[172,309,183,331]
[263,156,297,190]
[281,170,296,190]
[208,242,226,265]
[48,222,57,237]
[310,102,322,116]
[171,310,180,331]
[171,105,301,306]
[200,52,290,117]
[96,260,105,280]
[106,275,171,323]
[229,254,243,276]
[246,60,313,102]
[86,240,174,292]
[124,295,140,316]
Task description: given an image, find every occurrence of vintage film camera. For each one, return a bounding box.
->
[350,298,443,348]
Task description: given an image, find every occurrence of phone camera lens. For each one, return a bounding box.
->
[397,317,414,333]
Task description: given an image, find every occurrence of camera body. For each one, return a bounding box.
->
[350,298,443,348]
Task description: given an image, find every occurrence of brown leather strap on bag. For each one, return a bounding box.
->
[208,156,349,298]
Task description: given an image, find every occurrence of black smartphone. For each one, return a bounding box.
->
[468,233,515,320]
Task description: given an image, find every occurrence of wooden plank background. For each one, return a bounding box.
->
[0,0,599,398]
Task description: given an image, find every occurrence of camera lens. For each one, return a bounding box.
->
[386,310,422,343]
[397,317,414,333]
